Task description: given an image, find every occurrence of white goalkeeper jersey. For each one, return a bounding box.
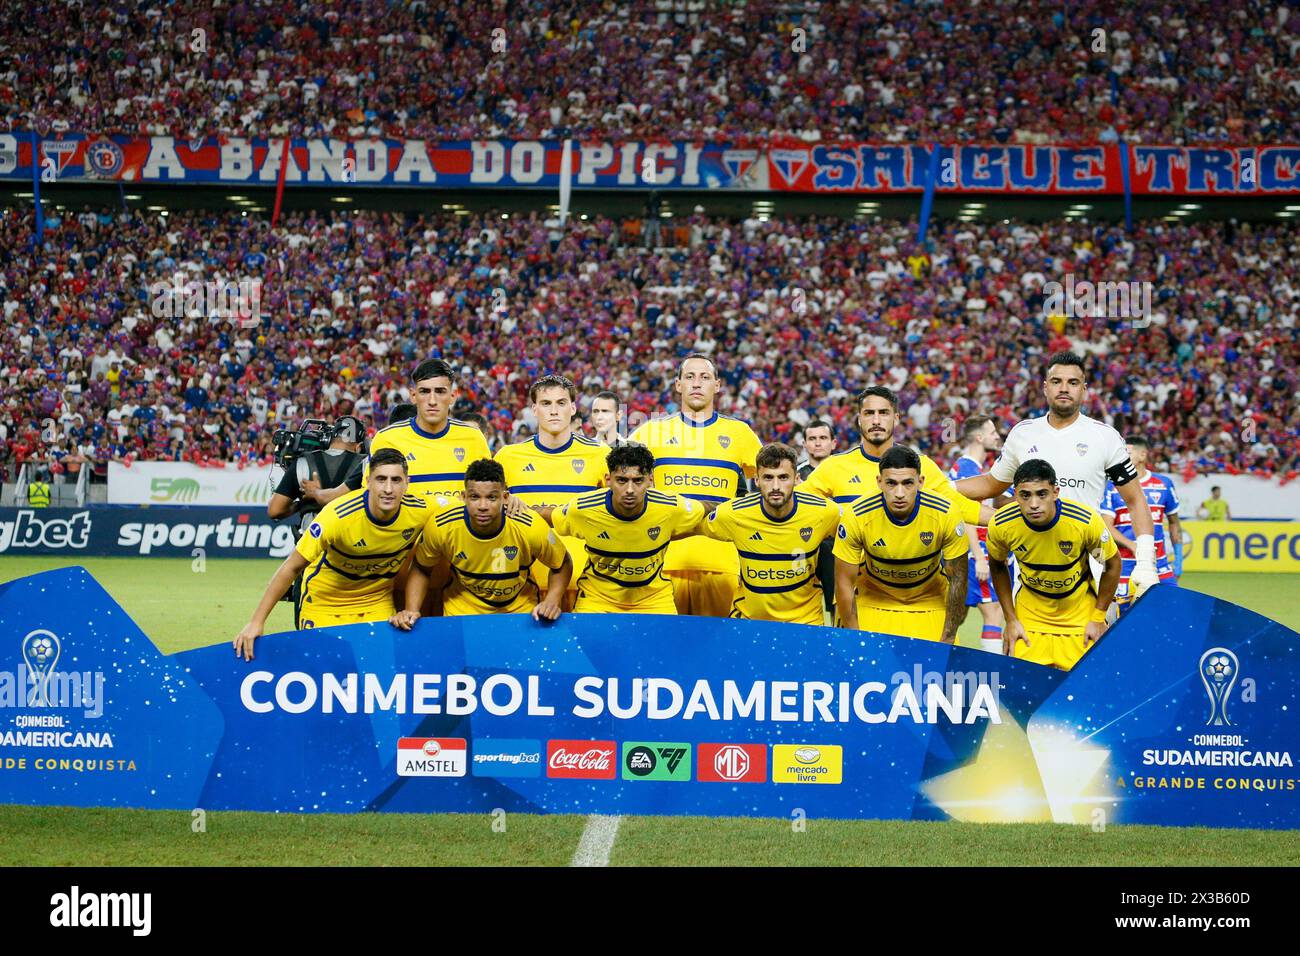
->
[989,412,1137,508]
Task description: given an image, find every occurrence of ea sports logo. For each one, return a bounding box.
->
[713,745,750,781]
[422,740,441,758]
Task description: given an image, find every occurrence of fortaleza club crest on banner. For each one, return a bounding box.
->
[0,568,1296,829]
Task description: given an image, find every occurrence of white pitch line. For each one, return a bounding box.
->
[570,814,622,867]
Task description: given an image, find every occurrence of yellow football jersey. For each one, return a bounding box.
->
[494,433,609,508]
[703,490,841,624]
[366,417,491,501]
[832,491,968,611]
[552,488,708,609]
[628,412,763,574]
[985,498,1118,632]
[415,504,567,615]
[295,489,427,614]
[802,445,982,524]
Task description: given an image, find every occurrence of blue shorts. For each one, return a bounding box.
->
[966,555,995,606]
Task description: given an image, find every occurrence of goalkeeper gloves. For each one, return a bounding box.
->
[1129,534,1161,601]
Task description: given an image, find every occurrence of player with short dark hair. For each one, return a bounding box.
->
[797,419,836,480]
[544,444,710,614]
[589,390,625,446]
[364,359,491,502]
[392,458,572,623]
[986,458,1121,670]
[833,445,969,643]
[703,442,840,624]
[629,353,763,617]
[234,447,427,659]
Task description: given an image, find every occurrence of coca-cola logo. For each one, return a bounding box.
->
[546,740,617,779]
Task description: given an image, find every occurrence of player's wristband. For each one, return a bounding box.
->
[1089,607,1109,624]
[1135,534,1156,564]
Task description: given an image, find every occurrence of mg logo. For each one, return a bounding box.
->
[714,745,750,781]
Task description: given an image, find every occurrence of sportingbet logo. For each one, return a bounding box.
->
[471,738,542,778]
[772,744,842,784]
[0,510,92,553]
[397,737,467,777]
[117,517,295,556]
[547,740,616,779]
[698,743,767,783]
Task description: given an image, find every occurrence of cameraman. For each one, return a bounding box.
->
[268,415,368,524]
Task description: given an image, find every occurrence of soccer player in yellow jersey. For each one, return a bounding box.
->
[495,374,608,606]
[546,444,711,614]
[391,459,572,624]
[628,354,762,617]
[704,443,840,625]
[363,358,491,501]
[233,448,427,659]
[833,446,969,643]
[986,458,1120,670]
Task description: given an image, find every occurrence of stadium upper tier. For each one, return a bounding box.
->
[3,0,1297,144]
[1,205,1295,482]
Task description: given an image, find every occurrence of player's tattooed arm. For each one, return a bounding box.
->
[234,551,311,660]
[834,558,860,629]
[940,554,968,645]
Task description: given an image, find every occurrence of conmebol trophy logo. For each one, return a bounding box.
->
[21,629,60,706]
[1200,647,1239,727]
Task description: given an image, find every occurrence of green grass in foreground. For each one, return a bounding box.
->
[0,806,1294,867]
[3,558,1295,654]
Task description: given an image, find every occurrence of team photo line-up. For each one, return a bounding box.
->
[234,348,1173,674]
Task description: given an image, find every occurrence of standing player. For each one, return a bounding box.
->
[1100,435,1181,613]
[986,459,1121,670]
[796,420,837,480]
[949,415,1006,654]
[589,390,628,447]
[629,354,762,616]
[545,444,710,614]
[391,459,572,623]
[496,375,608,606]
[954,351,1160,602]
[362,359,491,502]
[233,449,427,659]
[833,446,969,643]
[703,443,840,625]
[1196,486,1232,521]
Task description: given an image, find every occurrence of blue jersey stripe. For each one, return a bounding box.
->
[653,456,744,477]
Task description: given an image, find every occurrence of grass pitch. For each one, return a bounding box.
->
[1,556,1296,866]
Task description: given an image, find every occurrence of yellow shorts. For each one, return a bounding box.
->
[666,569,737,617]
[573,586,678,615]
[1013,629,1088,670]
[299,604,393,629]
[855,604,947,643]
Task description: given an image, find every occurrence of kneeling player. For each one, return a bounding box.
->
[233,448,427,660]
[704,442,839,624]
[392,459,572,624]
[546,444,710,614]
[986,459,1120,670]
[833,446,969,643]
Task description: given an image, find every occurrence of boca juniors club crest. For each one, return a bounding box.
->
[402,528,415,540]
[1075,442,1089,457]
[799,527,813,543]
[504,546,519,561]
[453,447,466,463]
[717,435,731,449]
[647,526,662,541]
[572,459,585,474]
[919,531,934,547]
[1059,541,1074,555]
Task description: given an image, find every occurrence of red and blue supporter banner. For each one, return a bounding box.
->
[4,133,1300,194]
[0,567,1296,828]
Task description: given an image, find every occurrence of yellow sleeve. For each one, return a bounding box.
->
[737,423,763,477]
[468,429,492,467]
[702,504,736,542]
[674,497,710,537]
[413,518,446,568]
[942,513,970,560]
[801,459,834,499]
[831,508,864,565]
[627,421,651,448]
[1091,512,1119,561]
[985,523,1009,562]
[551,501,577,538]
[820,504,842,545]
[294,512,332,564]
[589,448,610,487]
[923,456,982,524]
[530,520,568,571]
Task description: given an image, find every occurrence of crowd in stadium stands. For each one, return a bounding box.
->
[2,203,1296,486]
[3,0,1298,145]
